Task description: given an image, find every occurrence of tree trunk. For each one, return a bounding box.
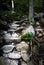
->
[11,0,14,13]
[29,0,34,23]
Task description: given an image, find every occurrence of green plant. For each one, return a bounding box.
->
[0,11,22,20]
[0,20,7,25]
[21,32,33,41]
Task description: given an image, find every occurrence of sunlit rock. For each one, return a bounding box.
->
[16,41,29,51]
[11,32,21,42]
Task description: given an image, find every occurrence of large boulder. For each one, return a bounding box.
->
[16,41,29,51]
[22,25,35,36]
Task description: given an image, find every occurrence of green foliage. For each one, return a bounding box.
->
[21,32,33,41]
[0,11,22,20]
[0,11,11,17]
[15,0,29,15]
[34,0,42,12]
[0,20,7,25]
[34,0,42,7]
[0,0,42,20]
[32,41,40,49]
[0,0,29,21]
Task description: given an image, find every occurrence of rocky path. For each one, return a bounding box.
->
[0,18,34,65]
[0,14,44,65]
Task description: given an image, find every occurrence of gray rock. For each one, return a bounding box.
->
[21,61,27,65]
[3,31,7,34]
[14,21,20,24]
[38,33,43,37]
[0,57,18,65]
[22,23,26,26]
[9,23,20,29]
[39,13,44,17]
[16,27,24,31]
[4,32,21,42]
[3,52,21,59]
[10,60,18,65]
[32,45,38,54]
[8,29,16,32]
[2,44,15,53]
[21,50,29,62]
[36,22,40,26]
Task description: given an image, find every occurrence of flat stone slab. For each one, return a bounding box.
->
[3,52,21,59]
[2,45,15,53]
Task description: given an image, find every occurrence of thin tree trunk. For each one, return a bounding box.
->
[29,0,34,23]
[11,0,14,13]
